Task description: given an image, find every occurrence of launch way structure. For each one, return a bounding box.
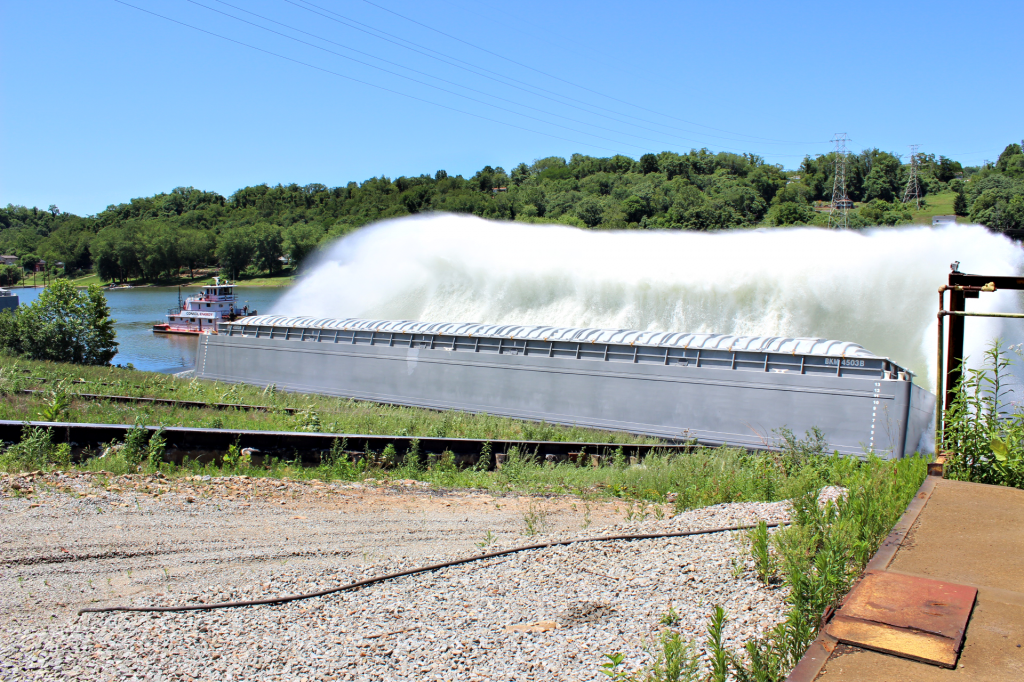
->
[196,316,935,459]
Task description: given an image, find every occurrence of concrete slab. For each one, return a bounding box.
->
[812,479,1024,681]
[889,479,1024,594]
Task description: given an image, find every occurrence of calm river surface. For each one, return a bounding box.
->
[14,286,287,373]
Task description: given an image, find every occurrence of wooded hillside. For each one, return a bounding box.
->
[3,143,1022,283]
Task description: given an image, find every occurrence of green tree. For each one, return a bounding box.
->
[861,153,903,202]
[283,223,324,267]
[954,191,968,216]
[767,201,814,226]
[936,156,963,183]
[996,143,1024,178]
[251,222,284,274]
[0,280,117,364]
[0,265,22,286]
[574,196,604,227]
[177,230,213,279]
[621,195,649,223]
[216,228,255,277]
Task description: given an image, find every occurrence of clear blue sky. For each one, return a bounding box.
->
[1,0,1019,216]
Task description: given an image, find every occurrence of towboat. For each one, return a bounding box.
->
[153,278,256,335]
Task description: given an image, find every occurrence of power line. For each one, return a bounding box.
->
[828,133,850,230]
[439,0,828,147]
[902,144,921,208]
[195,0,774,154]
[292,0,819,151]
[281,0,801,154]
[180,0,667,153]
[354,0,820,146]
[111,0,627,155]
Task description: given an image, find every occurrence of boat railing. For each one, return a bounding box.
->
[189,295,237,303]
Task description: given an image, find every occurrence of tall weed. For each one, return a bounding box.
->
[0,426,71,471]
[943,342,1024,489]
[735,455,926,681]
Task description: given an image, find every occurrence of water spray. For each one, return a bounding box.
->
[274,214,1024,391]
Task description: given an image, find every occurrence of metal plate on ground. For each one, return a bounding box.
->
[825,570,977,668]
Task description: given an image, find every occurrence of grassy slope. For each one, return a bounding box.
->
[907,190,969,225]
[3,354,924,514]
[0,356,659,444]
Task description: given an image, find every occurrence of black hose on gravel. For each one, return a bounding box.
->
[79,522,781,615]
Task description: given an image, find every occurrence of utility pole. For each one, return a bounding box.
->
[828,133,850,229]
[902,144,921,208]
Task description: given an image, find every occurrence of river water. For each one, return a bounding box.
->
[14,286,287,373]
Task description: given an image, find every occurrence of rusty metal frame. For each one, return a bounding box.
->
[942,272,1024,411]
[935,271,1024,443]
[785,474,939,681]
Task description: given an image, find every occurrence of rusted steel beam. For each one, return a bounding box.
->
[927,453,948,477]
[945,285,966,414]
[942,272,1024,415]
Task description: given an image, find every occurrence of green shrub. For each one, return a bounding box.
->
[943,342,1024,489]
[735,455,926,681]
[0,426,72,471]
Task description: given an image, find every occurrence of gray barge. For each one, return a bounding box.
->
[196,316,935,458]
[0,288,19,312]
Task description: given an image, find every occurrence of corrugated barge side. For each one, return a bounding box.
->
[196,317,935,458]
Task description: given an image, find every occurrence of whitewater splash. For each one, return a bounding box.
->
[272,214,1024,390]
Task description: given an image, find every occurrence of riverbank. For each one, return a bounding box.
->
[9,271,298,289]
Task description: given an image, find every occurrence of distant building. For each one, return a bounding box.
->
[932,215,956,226]
[491,187,507,194]
[833,199,854,210]
[0,255,17,266]
[34,260,46,272]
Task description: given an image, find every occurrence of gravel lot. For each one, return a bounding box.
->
[1,471,791,681]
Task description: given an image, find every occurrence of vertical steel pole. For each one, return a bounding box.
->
[936,287,946,446]
[945,286,965,414]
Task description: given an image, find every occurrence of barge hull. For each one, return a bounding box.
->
[196,319,934,458]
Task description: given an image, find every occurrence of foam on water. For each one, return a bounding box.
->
[272,213,1024,390]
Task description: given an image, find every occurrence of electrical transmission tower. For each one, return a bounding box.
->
[828,133,850,229]
[902,144,921,208]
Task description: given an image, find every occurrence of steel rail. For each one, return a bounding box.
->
[936,287,946,439]
[0,420,692,465]
[79,521,779,615]
[18,390,298,414]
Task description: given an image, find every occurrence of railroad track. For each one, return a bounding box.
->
[18,389,298,414]
[0,420,693,467]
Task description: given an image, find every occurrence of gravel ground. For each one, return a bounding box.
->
[1,471,791,681]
